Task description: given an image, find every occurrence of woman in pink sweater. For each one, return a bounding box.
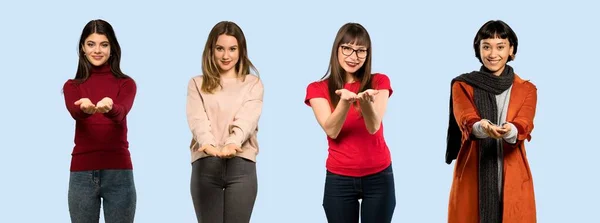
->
[186,21,264,223]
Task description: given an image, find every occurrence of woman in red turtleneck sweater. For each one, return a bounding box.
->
[62,19,137,223]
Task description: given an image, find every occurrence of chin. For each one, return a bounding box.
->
[342,67,359,74]
[91,61,107,66]
[219,66,234,72]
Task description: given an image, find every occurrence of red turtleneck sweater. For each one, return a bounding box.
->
[62,64,137,171]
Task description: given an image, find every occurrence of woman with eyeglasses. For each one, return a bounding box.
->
[304,22,396,223]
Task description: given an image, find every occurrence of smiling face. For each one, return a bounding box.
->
[213,34,239,76]
[82,33,110,66]
[479,37,514,76]
[338,42,368,76]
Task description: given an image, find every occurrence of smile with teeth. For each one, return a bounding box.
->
[487,58,501,64]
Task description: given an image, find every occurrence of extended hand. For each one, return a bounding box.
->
[218,143,243,158]
[74,98,96,114]
[200,144,220,157]
[335,89,358,103]
[357,89,379,103]
[480,119,505,139]
[499,123,512,137]
[96,97,114,113]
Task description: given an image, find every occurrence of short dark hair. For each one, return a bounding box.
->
[473,20,518,63]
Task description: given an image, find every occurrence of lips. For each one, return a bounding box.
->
[221,61,231,65]
[345,61,358,67]
[487,59,501,65]
[92,56,103,60]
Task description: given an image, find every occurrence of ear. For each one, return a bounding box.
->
[509,45,515,60]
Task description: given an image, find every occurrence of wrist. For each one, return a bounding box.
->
[337,100,352,107]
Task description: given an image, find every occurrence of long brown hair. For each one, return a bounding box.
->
[201,21,258,93]
[321,23,372,107]
[73,19,129,82]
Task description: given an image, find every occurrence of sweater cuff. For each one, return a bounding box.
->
[224,127,244,148]
[472,121,489,139]
[503,123,518,144]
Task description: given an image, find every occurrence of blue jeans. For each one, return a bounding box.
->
[68,170,136,223]
[323,164,396,223]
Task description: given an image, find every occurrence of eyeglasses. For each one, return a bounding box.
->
[340,45,368,59]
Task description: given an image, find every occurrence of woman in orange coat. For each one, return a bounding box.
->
[445,20,538,223]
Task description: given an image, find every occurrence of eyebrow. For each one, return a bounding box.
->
[341,44,367,49]
[216,44,238,48]
[86,40,109,44]
[481,41,507,45]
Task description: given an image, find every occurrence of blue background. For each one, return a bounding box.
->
[1,0,598,222]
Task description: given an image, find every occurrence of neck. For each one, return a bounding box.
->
[91,63,111,74]
[493,66,505,76]
[345,72,356,83]
[220,69,238,79]
[486,65,505,76]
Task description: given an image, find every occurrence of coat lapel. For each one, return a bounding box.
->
[506,74,527,121]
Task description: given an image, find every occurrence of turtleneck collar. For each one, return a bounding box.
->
[91,63,112,76]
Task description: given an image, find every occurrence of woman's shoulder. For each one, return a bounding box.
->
[514,73,537,90]
[188,74,204,85]
[371,73,389,79]
[64,78,77,85]
[243,74,261,84]
[306,78,329,91]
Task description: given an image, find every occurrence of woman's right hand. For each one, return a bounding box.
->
[200,144,220,157]
[335,89,357,103]
[480,119,507,139]
[74,98,96,114]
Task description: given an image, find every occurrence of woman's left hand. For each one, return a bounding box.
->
[96,97,114,113]
[218,143,243,158]
[357,89,379,103]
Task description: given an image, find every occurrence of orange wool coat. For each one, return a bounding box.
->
[448,74,538,223]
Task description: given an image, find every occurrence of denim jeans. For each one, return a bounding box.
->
[68,169,136,223]
[191,156,258,223]
[322,164,396,223]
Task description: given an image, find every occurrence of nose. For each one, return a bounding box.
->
[93,45,102,54]
[223,50,230,60]
[488,48,499,58]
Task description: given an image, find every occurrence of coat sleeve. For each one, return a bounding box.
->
[452,81,481,140]
[511,82,537,142]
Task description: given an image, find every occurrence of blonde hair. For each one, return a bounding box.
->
[201,21,258,93]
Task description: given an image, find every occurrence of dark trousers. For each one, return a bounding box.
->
[323,164,396,223]
[191,156,258,223]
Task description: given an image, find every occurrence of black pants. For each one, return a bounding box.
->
[190,156,257,223]
[323,164,396,223]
